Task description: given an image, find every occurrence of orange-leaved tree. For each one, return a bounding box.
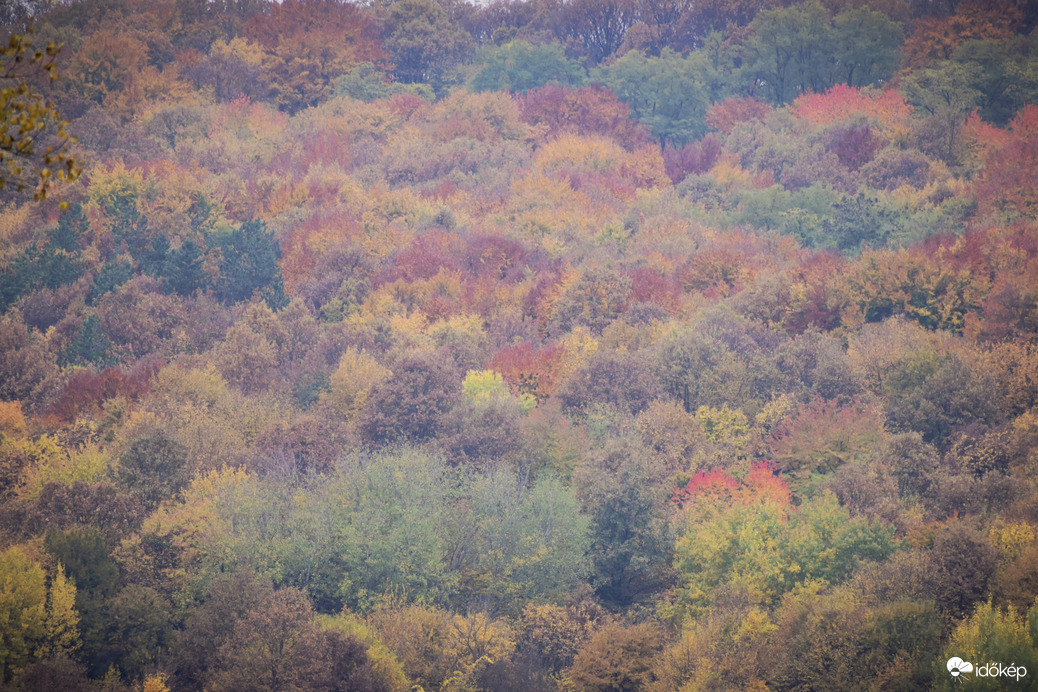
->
[973,105,1038,223]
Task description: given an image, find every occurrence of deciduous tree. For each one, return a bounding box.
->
[471,40,585,94]
[566,621,661,692]
[901,61,983,162]
[382,0,473,94]
[593,48,709,148]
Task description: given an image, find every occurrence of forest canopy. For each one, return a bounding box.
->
[2,0,1038,690]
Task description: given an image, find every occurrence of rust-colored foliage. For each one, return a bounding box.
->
[678,231,773,298]
[790,84,912,129]
[461,234,531,284]
[663,134,723,184]
[780,252,848,333]
[705,96,772,135]
[45,357,162,422]
[824,120,881,170]
[277,210,364,293]
[489,342,566,402]
[680,247,748,298]
[378,230,462,285]
[627,267,680,312]
[242,0,385,111]
[934,223,1038,340]
[671,461,790,509]
[518,85,651,149]
[244,0,380,53]
[972,106,1038,223]
[388,93,429,119]
[900,0,1021,71]
[69,28,150,105]
[767,399,886,481]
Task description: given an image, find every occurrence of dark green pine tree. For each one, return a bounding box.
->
[49,202,89,252]
[217,219,286,307]
[44,527,121,676]
[163,238,208,296]
[138,233,169,278]
[0,242,85,311]
[89,259,134,304]
[59,315,114,367]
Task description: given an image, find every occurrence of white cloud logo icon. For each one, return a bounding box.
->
[948,657,974,680]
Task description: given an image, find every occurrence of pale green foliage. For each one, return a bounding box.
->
[901,61,984,161]
[138,448,586,613]
[382,0,473,93]
[742,1,835,103]
[832,7,902,86]
[471,41,585,94]
[572,434,674,606]
[447,470,591,609]
[593,48,709,147]
[333,62,434,102]
[329,449,456,610]
[135,453,454,610]
[742,1,901,103]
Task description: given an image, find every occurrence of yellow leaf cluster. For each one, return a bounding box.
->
[323,348,391,420]
[15,437,109,501]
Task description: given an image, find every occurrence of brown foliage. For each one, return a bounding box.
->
[705,96,772,135]
[44,358,161,423]
[900,1,1021,71]
[519,85,651,149]
[566,621,662,692]
[0,314,59,408]
[209,586,381,692]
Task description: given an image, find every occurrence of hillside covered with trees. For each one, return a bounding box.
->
[2,0,1038,689]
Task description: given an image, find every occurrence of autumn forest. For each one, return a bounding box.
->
[1,0,1038,689]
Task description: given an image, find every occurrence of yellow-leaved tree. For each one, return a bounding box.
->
[0,546,80,682]
[323,347,391,420]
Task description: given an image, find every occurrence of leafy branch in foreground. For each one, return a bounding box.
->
[1,29,81,201]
